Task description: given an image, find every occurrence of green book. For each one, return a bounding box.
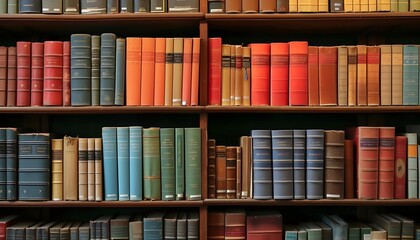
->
[399,0,409,11]
[185,128,201,200]
[0,1,6,13]
[371,214,401,239]
[160,128,175,201]
[348,222,361,240]
[297,226,308,240]
[285,225,298,240]
[359,223,372,240]
[114,38,126,106]
[301,222,322,240]
[8,0,18,13]
[389,213,414,239]
[175,128,185,200]
[143,127,161,200]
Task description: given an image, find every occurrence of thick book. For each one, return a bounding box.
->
[208,38,222,105]
[126,37,142,106]
[44,41,63,106]
[160,128,175,201]
[216,145,227,199]
[87,138,95,201]
[260,0,276,12]
[63,0,80,14]
[308,46,319,106]
[60,222,72,240]
[405,133,418,198]
[120,0,134,12]
[129,215,143,240]
[144,213,165,239]
[207,139,216,199]
[324,130,345,199]
[289,41,308,106]
[389,213,414,239]
[18,133,50,200]
[164,212,177,239]
[306,129,324,200]
[277,0,289,12]
[337,46,348,106]
[129,126,142,201]
[6,47,17,107]
[344,139,354,199]
[94,138,103,201]
[299,0,317,12]
[347,46,357,106]
[225,210,246,239]
[319,47,338,105]
[378,127,395,199]
[110,215,130,240]
[6,128,17,201]
[271,43,289,106]
[300,222,322,240]
[247,212,283,239]
[100,33,116,105]
[380,45,392,105]
[102,127,118,201]
[394,136,407,199]
[187,212,199,240]
[330,0,345,11]
[42,0,62,13]
[242,0,258,12]
[185,128,201,200]
[19,0,41,14]
[71,34,92,106]
[30,42,43,106]
[16,42,31,107]
[371,214,401,239]
[151,0,166,12]
[272,130,293,199]
[367,46,380,106]
[221,44,231,106]
[114,38,126,106]
[293,129,306,200]
[140,38,155,106]
[0,216,18,240]
[63,41,71,106]
[321,215,348,240]
[63,136,78,201]
[0,129,5,200]
[392,45,403,105]
[143,127,161,200]
[117,127,129,201]
[172,38,183,106]
[284,225,298,240]
[252,130,273,200]
[226,146,237,199]
[402,45,419,105]
[182,38,193,106]
[208,212,225,239]
[315,221,332,240]
[226,0,241,12]
[134,0,150,12]
[154,38,166,106]
[177,212,187,239]
[81,0,106,13]
[107,0,118,13]
[357,45,367,106]
[164,38,174,106]
[7,0,18,13]
[250,43,270,106]
[52,139,63,201]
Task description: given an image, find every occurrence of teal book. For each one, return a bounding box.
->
[91,35,101,106]
[0,1,6,13]
[129,126,143,201]
[402,45,419,105]
[100,33,116,106]
[144,212,165,239]
[115,38,126,106]
[6,128,17,201]
[18,133,50,201]
[348,223,360,240]
[321,214,348,240]
[8,0,18,13]
[117,127,130,201]
[71,34,92,106]
[143,128,161,200]
[160,128,175,201]
[0,129,5,200]
[405,133,418,199]
[70,222,81,240]
[284,225,298,240]
[301,222,322,240]
[185,128,201,200]
[175,128,185,200]
[102,127,118,201]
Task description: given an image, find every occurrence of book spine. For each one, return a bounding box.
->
[252,130,273,200]
[129,126,143,201]
[151,0,165,12]
[154,38,166,106]
[378,127,395,199]
[270,43,289,106]
[143,218,163,239]
[324,130,345,199]
[164,218,176,240]
[126,37,142,106]
[331,0,345,11]
[250,43,270,106]
[143,128,161,200]
[347,46,357,106]
[308,46,319,106]
[63,0,80,14]
[187,213,199,239]
[16,42,31,106]
[293,129,306,199]
[242,47,251,106]
[368,0,377,10]
[176,214,187,239]
[208,212,225,239]
[52,139,63,201]
[71,34,92,106]
[338,46,348,106]
[107,0,118,13]
[230,45,236,106]
[63,41,71,106]
[378,0,391,10]
[172,38,183,106]
[234,45,243,106]
[394,136,407,199]
[129,221,143,240]
[63,136,78,200]
[216,145,227,199]
[344,0,353,11]
[208,38,222,105]
[6,47,17,107]
[140,38,156,106]
[289,41,308,106]
[42,0,62,13]
[94,138,103,201]
[236,146,242,199]
[406,133,418,198]
[19,0,42,13]
[380,45,392,105]
[7,0,18,13]
[0,47,5,106]
[29,43,43,106]
[277,0,289,11]
[306,129,324,200]
[81,0,106,14]
[79,139,91,201]
[357,45,367,106]
[164,38,174,106]
[207,139,216,199]
[175,128,185,200]
[87,138,95,201]
[367,46,380,106]
[225,211,246,239]
[191,38,200,106]
[117,127,130,201]
[221,44,231,106]
[392,45,403,105]
[91,35,100,106]
[114,38,126,106]
[134,0,150,12]
[120,0,134,12]
[0,129,5,200]
[6,129,17,201]
[272,130,293,199]
[44,41,63,106]
[399,0,409,11]
[182,38,193,106]
[100,33,116,106]
[102,127,118,201]
[403,45,419,105]
[319,47,338,106]
[226,0,242,13]
[226,146,237,199]
[160,128,175,201]
[344,139,354,199]
[260,0,276,12]
[0,1,6,13]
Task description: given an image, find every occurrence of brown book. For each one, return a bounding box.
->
[324,130,345,199]
[357,45,367,106]
[380,45,392,106]
[347,46,357,106]
[225,210,246,239]
[209,0,225,13]
[226,146,237,199]
[52,139,63,201]
[7,47,17,107]
[240,136,252,198]
[87,138,95,201]
[172,38,183,106]
[234,46,243,106]
[277,0,289,12]
[226,0,241,13]
[94,138,103,201]
[319,46,338,106]
[216,145,227,199]
[260,0,276,12]
[242,0,258,12]
[78,138,88,201]
[308,46,319,106]
[208,212,225,239]
[344,139,354,199]
[391,45,403,105]
[330,0,345,11]
[247,212,283,239]
[242,47,251,106]
[64,136,78,201]
[367,46,380,106]
[208,139,217,199]
[0,47,6,106]
[221,44,231,106]
[338,46,348,106]
[236,147,242,199]
[230,45,236,105]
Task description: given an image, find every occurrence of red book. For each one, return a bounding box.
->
[208,38,222,105]
[6,47,17,107]
[208,212,225,239]
[225,210,246,239]
[16,42,31,107]
[30,42,44,106]
[182,38,193,106]
[319,46,338,105]
[63,41,71,106]
[140,38,155,106]
[289,41,308,106]
[270,43,289,106]
[344,139,354,199]
[250,43,270,106]
[0,47,6,106]
[43,41,63,106]
[0,215,18,240]
[308,46,319,106]
[378,127,395,199]
[394,136,407,199]
[247,212,283,240]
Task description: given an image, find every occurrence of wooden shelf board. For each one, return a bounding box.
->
[205,106,420,113]
[0,13,203,21]
[0,200,203,208]
[204,199,420,206]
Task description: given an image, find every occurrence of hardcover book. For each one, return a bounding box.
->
[16,42,31,107]
[71,34,92,106]
[30,42,43,106]
[216,145,227,199]
[19,0,42,13]
[324,130,345,199]
[63,136,78,201]
[168,0,199,11]
[117,127,129,201]
[44,41,63,106]
[271,43,289,106]
[272,130,293,199]
[81,0,106,13]
[102,127,118,201]
[42,0,62,13]
[250,44,270,106]
[242,0,258,12]
[306,129,324,200]
[52,139,63,201]
[143,128,161,200]
[247,212,283,239]
[208,139,216,199]
[100,33,116,106]
[289,41,308,106]
[252,130,273,200]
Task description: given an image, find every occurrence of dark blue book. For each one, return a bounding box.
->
[115,38,126,106]
[129,126,143,201]
[120,0,134,12]
[100,33,116,106]
[6,128,17,201]
[306,129,324,200]
[144,212,165,240]
[271,130,293,200]
[71,34,92,106]
[160,128,175,201]
[403,45,419,105]
[117,127,129,201]
[0,128,6,200]
[19,0,42,13]
[102,127,118,201]
[18,133,50,201]
[293,130,306,200]
[251,130,273,200]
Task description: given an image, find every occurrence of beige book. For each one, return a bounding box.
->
[369,223,387,240]
[165,38,174,106]
[298,0,317,12]
[242,47,251,106]
[64,136,78,201]
[78,138,88,201]
[87,138,95,201]
[361,0,369,11]
[378,0,390,10]
[234,46,243,106]
[390,0,397,11]
[380,45,392,105]
[319,0,329,11]
[338,46,348,106]
[289,0,298,12]
[368,0,377,11]
[344,0,353,11]
[347,46,357,106]
[230,45,236,105]
[357,45,367,106]
[392,45,403,105]
[94,138,103,201]
[222,44,231,106]
[52,139,63,201]
[367,46,380,106]
[240,136,251,199]
[353,0,361,11]
[172,37,183,106]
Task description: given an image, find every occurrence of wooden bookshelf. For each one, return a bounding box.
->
[204,199,420,206]
[205,106,420,113]
[0,201,203,208]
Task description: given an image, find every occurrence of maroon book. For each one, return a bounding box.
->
[30,42,44,106]
[394,136,407,199]
[225,210,246,239]
[0,47,7,106]
[208,212,225,239]
[43,41,63,106]
[7,47,17,107]
[63,41,70,106]
[247,212,283,240]
[16,42,31,107]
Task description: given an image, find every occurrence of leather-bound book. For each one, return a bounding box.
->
[250,43,270,106]
[391,45,403,105]
[16,42,31,107]
[182,38,193,106]
[129,215,143,240]
[353,0,360,11]
[154,38,166,106]
[230,45,236,105]
[19,0,42,13]
[225,210,246,239]
[319,0,329,11]
[140,38,156,106]
[7,0,18,13]
[163,213,177,240]
[221,44,231,106]
[81,0,106,14]
[260,0,276,12]
[271,43,289,106]
[330,0,344,11]
[293,129,306,199]
[165,38,174,106]
[234,46,243,106]
[0,129,5,200]
[120,0,134,12]
[177,212,187,239]
[226,0,241,13]
[44,41,63,106]
[247,212,283,239]
[252,130,273,200]
[344,139,354,199]
[208,139,216,199]
[94,138,103,201]
[308,46,319,106]
[216,145,227,198]
[360,0,369,11]
[209,0,225,13]
[394,136,407,199]
[52,139,63,201]
[0,47,6,106]
[168,0,199,12]
[368,0,376,11]
[78,138,88,201]
[63,136,78,201]
[63,0,80,14]
[126,37,142,106]
[380,45,391,105]
[5,128,17,201]
[357,45,367,106]
[187,212,199,240]
[347,46,357,106]
[191,38,200,106]
[42,0,62,13]
[208,212,225,239]
[324,130,345,199]
[226,146,237,199]
[378,127,395,200]
[236,146,242,198]
[337,46,348,106]
[172,38,183,106]
[367,46,380,106]
[151,0,166,12]
[344,0,353,11]
[63,41,70,106]
[242,0,258,12]
[319,46,338,106]
[242,47,251,106]
[208,38,222,105]
[277,0,289,12]
[6,47,17,107]
[240,136,251,198]
[289,41,308,106]
[299,0,317,12]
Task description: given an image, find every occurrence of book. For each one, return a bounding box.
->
[144,213,165,239]
[185,128,201,200]
[241,136,252,199]
[236,147,242,199]
[63,136,78,201]
[216,145,227,199]
[0,47,5,106]
[315,221,332,240]
[134,0,150,12]
[389,213,414,239]
[392,45,403,105]
[52,139,63,201]
[367,46,380,106]
[284,225,298,240]
[160,128,175,201]
[301,222,322,240]
[208,0,224,13]
[16,42,31,107]
[151,0,166,12]
[289,41,308,106]
[208,139,216,199]
[172,38,183,106]
[357,45,367,106]
[177,212,187,239]
[394,136,407,199]
[277,0,289,12]
[225,210,246,239]
[107,0,118,13]
[117,127,129,201]
[129,126,142,201]
[126,37,142,106]
[6,47,17,107]
[182,38,193,106]
[78,138,88,201]
[405,133,418,198]
[344,139,354,199]
[378,127,395,199]
[221,44,231,106]
[129,215,143,240]
[226,146,237,199]
[272,130,293,199]
[191,38,200,106]
[165,38,174,106]
[252,130,273,200]
[242,47,251,106]
[208,38,222,105]
[378,0,391,10]
[271,43,289,106]
[100,33,116,106]
[63,41,71,106]
[143,127,161,200]
[175,128,185,200]
[87,138,95,201]
[0,216,18,240]
[306,129,324,200]
[71,34,92,106]
[91,35,100,106]
[164,212,177,239]
[230,45,236,105]
[250,44,270,106]
[0,129,5,200]
[242,0,258,12]
[110,215,130,240]
[187,212,199,239]
[380,45,392,105]
[331,0,345,11]
[6,128,17,201]
[308,46,319,106]
[44,41,63,106]
[371,214,401,239]
[324,130,345,199]
[168,0,199,11]
[347,46,357,106]
[120,0,134,12]
[208,212,225,239]
[7,0,18,13]
[0,1,6,13]
[321,215,348,240]
[338,46,348,106]
[30,42,43,106]
[63,0,80,14]
[81,0,106,13]
[42,0,62,13]
[293,129,306,199]
[289,0,298,11]
[140,38,155,106]
[102,127,118,201]
[403,45,419,105]
[94,138,103,201]
[247,212,283,239]
[114,38,126,106]
[319,47,338,106]
[260,0,276,12]
[154,38,166,106]
[226,0,241,13]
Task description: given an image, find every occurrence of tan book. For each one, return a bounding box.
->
[234,46,243,106]
[344,0,353,11]
[240,136,251,199]
[164,38,174,106]
[216,145,227,199]
[368,0,377,11]
[319,0,329,11]
[230,45,236,106]
[172,38,183,106]
[242,47,251,106]
[242,0,258,12]
[289,0,298,12]
[52,139,63,201]
[64,136,78,201]
[353,0,361,11]
[226,146,237,199]
[390,0,397,11]
[348,46,357,106]
[360,0,369,11]
[338,46,348,106]
[369,223,387,240]
[94,138,103,201]
[357,45,367,106]
[78,138,88,201]
[87,138,95,201]
[380,45,392,105]
[222,44,231,106]
[298,0,316,12]
[392,45,403,105]
[367,46,380,106]
[226,0,241,13]
[236,147,242,199]
[260,0,276,12]
[378,0,391,10]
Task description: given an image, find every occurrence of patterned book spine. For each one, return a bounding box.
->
[347,46,357,106]
[207,139,216,199]
[6,47,17,107]
[216,145,227,199]
[117,127,129,201]
[6,128,17,201]
[293,130,306,199]
[394,136,407,199]
[100,33,116,106]
[91,35,100,106]
[94,138,103,201]
[160,128,175,201]
[306,129,324,200]
[252,130,273,200]
[87,138,95,201]
[242,47,251,106]
[0,129,5,200]
[78,138,88,201]
[143,128,161,200]
[378,127,395,200]
[405,133,418,198]
[338,46,348,106]
[71,34,92,106]
[102,127,118,201]
[247,212,283,239]
[175,128,185,200]
[16,42,31,107]
[114,38,126,106]
[185,128,201,200]
[324,130,345,199]
[230,45,236,106]
[52,139,63,201]
[221,44,231,106]
[129,126,143,201]
[226,146,237,199]
[402,45,419,105]
[43,41,63,106]
[272,130,293,200]
[30,42,44,106]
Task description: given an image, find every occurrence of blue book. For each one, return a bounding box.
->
[144,212,165,240]
[271,130,293,200]
[102,127,118,201]
[251,130,273,200]
[71,34,92,106]
[129,126,143,201]
[175,128,185,200]
[293,130,306,200]
[100,33,116,106]
[160,128,175,201]
[91,35,101,106]
[306,129,324,200]
[18,133,50,200]
[0,128,6,200]
[285,225,298,240]
[115,38,126,106]
[6,128,17,201]
[117,127,130,201]
[322,215,348,240]
[403,45,419,105]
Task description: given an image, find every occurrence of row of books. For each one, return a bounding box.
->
[1,0,199,14]
[207,127,413,200]
[208,40,420,106]
[209,211,418,240]
[0,36,200,107]
[0,212,199,240]
[208,0,419,13]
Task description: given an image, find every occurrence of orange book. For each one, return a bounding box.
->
[367,46,380,106]
[250,43,270,106]
[289,41,308,106]
[154,38,166,106]
[172,38,184,106]
[270,43,289,106]
[181,38,193,106]
[191,38,200,106]
[357,45,367,106]
[230,45,236,106]
[234,46,243,106]
[141,38,155,106]
[319,46,338,106]
[242,47,251,106]
[378,127,395,200]
[165,38,174,106]
[126,38,142,106]
[308,46,319,106]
